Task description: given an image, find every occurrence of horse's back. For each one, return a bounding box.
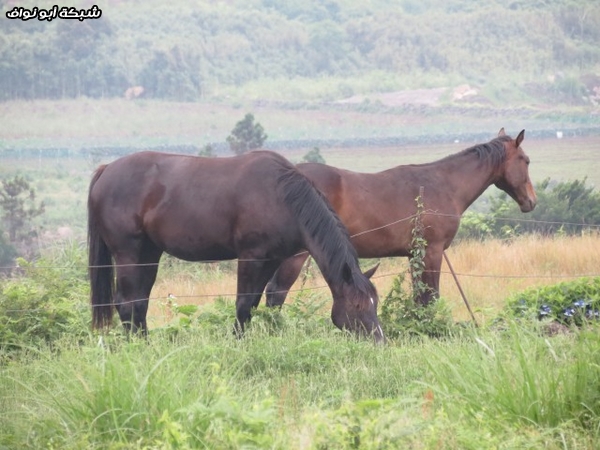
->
[90,150,292,204]
[88,150,301,261]
[296,162,433,257]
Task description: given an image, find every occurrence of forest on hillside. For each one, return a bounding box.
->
[1,0,599,106]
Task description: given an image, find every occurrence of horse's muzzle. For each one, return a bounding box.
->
[520,196,537,213]
[373,324,386,344]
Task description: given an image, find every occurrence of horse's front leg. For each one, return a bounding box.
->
[235,259,280,337]
[412,247,442,307]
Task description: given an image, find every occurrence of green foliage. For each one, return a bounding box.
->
[226,113,268,155]
[0,175,45,259]
[427,324,600,433]
[459,177,600,239]
[310,398,419,448]
[301,147,326,164]
[198,143,215,157]
[140,46,202,101]
[0,254,90,358]
[380,194,455,339]
[0,232,17,271]
[380,272,455,339]
[408,193,430,298]
[158,296,235,339]
[493,177,600,235]
[552,76,589,104]
[3,307,598,448]
[160,289,332,339]
[505,277,600,326]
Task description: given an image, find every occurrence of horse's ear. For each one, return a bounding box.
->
[498,127,506,137]
[342,262,353,284]
[362,262,380,279]
[516,129,525,147]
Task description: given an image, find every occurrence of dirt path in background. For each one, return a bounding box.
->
[336,88,448,107]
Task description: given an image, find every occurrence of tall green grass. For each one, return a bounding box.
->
[1,235,600,448]
[427,324,600,431]
[1,317,599,449]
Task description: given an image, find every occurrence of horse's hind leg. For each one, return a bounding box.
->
[265,252,309,307]
[414,246,442,307]
[113,244,162,335]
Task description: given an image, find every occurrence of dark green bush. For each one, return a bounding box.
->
[505,277,600,326]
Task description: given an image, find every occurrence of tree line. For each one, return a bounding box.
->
[1,0,598,102]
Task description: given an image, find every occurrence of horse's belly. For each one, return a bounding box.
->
[166,244,237,262]
[346,220,412,258]
[145,213,237,261]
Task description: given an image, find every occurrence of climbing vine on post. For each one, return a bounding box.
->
[410,188,430,299]
[379,188,454,339]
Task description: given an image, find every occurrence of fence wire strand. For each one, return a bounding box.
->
[1,213,599,314]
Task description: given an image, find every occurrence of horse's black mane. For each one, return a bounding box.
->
[454,135,510,168]
[277,166,375,297]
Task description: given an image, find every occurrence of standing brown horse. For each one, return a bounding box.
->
[88,150,383,342]
[266,129,537,307]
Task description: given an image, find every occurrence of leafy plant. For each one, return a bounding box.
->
[0,256,90,358]
[198,143,215,157]
[505,277,600,326]
[485,177,600,237]
[311,398,418,449]
[380,272,455,339]
[380,194,455,338]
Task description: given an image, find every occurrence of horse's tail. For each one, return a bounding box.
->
[88,165,115,329]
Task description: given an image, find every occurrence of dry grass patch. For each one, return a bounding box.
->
[439,233,600,322]
[143,234,600,327]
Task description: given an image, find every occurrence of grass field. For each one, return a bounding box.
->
[1,234,600,448]
[1,100,599,189]
[0,98,583,143]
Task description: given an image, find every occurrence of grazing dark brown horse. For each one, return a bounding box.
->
[266,128,537,307]
[88,150,383,342]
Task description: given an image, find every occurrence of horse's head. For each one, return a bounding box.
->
[494,128,537,212]
[330,263,385,344]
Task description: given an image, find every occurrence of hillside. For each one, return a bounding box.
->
[1,0,599,110]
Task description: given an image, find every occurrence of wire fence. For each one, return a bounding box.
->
[1,212,599,314]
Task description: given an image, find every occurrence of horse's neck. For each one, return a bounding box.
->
[431,151,499,214]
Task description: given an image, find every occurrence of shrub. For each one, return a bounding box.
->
[0,255,90,358]
[379,272,455,339]
[505,277,600,326]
